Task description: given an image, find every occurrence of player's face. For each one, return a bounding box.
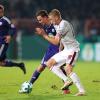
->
[37,16,47,25]
[49,15,58,25]
[0,9,4,17]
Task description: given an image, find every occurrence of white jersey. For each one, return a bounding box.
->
[54,19,80,51]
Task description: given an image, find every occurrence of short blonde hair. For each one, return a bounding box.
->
[49,9,61,18]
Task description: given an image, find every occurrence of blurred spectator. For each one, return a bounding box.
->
[84,15,100,43]
[0,0,99,19]
[70,16,80,34]
[0,0,100,42]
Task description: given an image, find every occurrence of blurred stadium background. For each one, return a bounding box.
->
[0,0,100,61]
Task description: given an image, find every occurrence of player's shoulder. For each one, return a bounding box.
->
[60,19,72,29]
[2,16,11,24]
[61,19,70,26]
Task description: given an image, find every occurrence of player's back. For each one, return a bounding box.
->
[0,16,11,36]
[0,16,16,44]
[54,20,79,51]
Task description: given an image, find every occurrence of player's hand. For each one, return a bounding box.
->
[4,35,11,43]
[35,28,46,36]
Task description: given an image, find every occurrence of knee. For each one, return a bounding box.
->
[46,59,56,69]
[46,61,52,69]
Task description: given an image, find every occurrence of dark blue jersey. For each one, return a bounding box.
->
[43,24,59,49]
[41,24,59,67]
[0,16,16,44]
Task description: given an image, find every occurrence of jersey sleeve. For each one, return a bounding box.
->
[9,24,16,36]
[4,16,16,36]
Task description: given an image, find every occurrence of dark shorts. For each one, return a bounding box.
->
[0,43,8,61]
[41,47,59,67]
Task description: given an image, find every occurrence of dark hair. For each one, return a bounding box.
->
[0,5,4,11]
[36,10,48,17]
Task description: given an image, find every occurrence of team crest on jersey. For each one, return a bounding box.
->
[0,22,2,26]
[52,29,55,32]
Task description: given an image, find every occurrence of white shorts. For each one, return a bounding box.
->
[51,49,79,67]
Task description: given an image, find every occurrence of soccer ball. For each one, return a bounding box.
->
[19,81,32,93]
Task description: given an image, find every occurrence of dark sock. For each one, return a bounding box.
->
[30,70,40,84]
[4,60,20,67]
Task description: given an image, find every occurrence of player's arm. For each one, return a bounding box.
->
[9,23,16,36]
[5,23,16,43]
[43,22,69,45]
[36,28,60,45]
[4,35,11,43]
[43,33,60,45]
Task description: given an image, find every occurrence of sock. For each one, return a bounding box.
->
[70,72,85,93]
[3,60,20,67]
[60,66,70,90]
[51,65,69,82]
[60,65,67,76]
[30,70,40,84]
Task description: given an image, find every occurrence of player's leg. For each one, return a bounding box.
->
[60,64,66,76]
[19,65,45,94]
[46,51,72,85]
[63,52,85,96]
[0,44,26,74]
[30,64,45,84]
[66,65,85,96]
[19,54,47,93]
[29,52,50,84]
[1,60,26,74]
[60,65,71,94]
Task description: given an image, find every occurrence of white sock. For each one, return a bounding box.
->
[70,72,85,93]
[50,65,69,82]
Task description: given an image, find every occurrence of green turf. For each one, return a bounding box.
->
[0,60,100,100]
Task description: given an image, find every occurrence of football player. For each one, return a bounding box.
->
[35,9,85,96]
[0,5,26,74]
[19,10,71,94]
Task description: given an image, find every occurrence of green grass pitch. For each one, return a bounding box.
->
[0,60,100,100]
